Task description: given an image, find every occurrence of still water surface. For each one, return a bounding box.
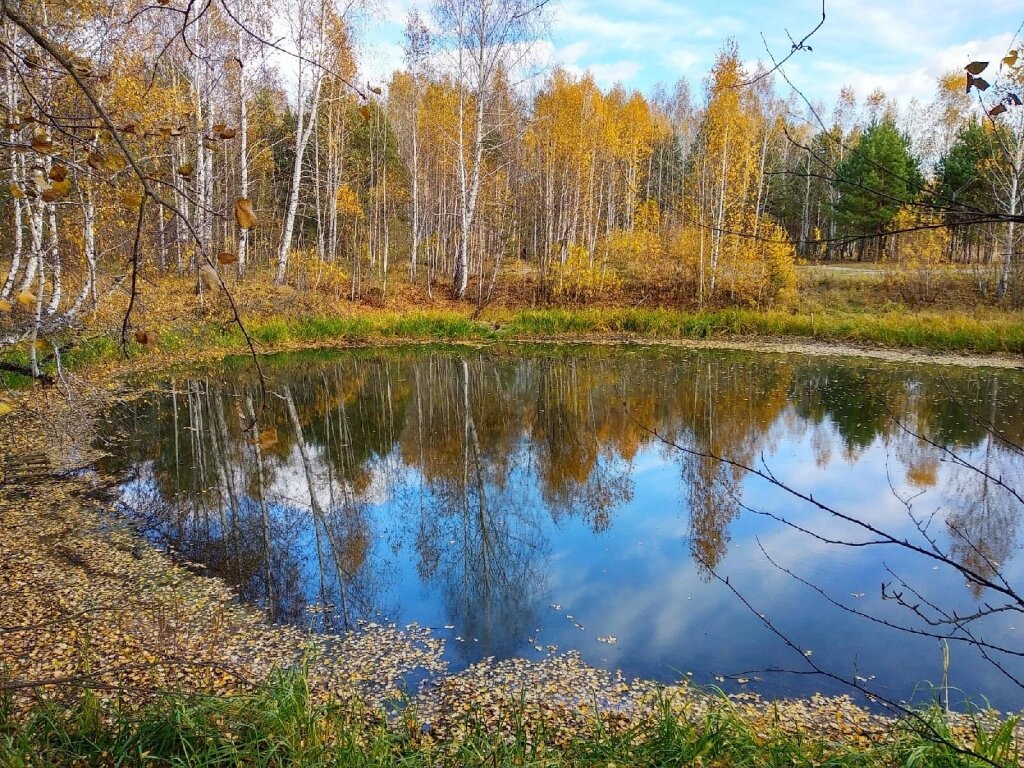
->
[99,345,1024,710]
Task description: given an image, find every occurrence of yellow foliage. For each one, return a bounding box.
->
[293,249,350,299]
[887,207,949,302]
[669,213,795,308]
[336,185,364,219]
[552,244,622,301]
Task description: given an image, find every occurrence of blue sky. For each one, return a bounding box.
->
[357,0,1024,107]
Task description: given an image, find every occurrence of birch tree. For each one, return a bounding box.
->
[433,0,545,298]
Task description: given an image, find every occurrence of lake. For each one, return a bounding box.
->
[98,344,1024,711]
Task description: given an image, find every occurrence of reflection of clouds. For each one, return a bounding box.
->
[265,444,392,511]
[102,349,1024,709]
[543,420,1024,703]
[119,459,157,507]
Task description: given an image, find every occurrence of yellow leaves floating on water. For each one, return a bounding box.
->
[234,198,258,230]
[16,291,36,308]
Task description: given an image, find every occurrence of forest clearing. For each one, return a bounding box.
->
[3,0,1024,765]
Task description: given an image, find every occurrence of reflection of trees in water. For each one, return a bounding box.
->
[394,357,547,658]
[529,356,634,532]
[942,380,1023,598]
[101,348,1024,629]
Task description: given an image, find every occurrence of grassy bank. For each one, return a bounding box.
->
[3,306,1023,388]
[191,306,1024,354]
[2,669,1018,768]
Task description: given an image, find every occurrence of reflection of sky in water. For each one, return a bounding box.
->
[104,347,1024,711]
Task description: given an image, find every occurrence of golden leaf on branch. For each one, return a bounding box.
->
[23,52,42,69]
[217,251,238,265]
[48,165,68,182]
[203,138,219,150]
[121,112,142,134]
[1004,50,1019,68]
[31,130,52,153]
[234,198,258,230]
[16,291,35,308]
[217,127,237,139]
[9,183,25,199]
[104,153,127,172]
[87,152,107,172]
[41,179,71,202]
[177,163,194,177]
[0,299,12,313]
[212,123,226,134]
[4,121,21,131]
[69,56,94,77]
[359,105,371,121]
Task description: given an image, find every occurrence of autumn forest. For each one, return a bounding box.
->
[5,1,1024,764]
[2,0,1024,365]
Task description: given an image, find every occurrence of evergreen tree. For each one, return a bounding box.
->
[936,120,1001,262]
[833,119,923,259]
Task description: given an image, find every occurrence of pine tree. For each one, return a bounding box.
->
[833,119,923,260]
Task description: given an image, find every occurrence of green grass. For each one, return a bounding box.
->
[1,669,1018,767]
[2,306,1022,389]
[496,307,1024,353]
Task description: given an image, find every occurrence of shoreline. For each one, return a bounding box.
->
[2,305,1023,390]
[2,329,1022,763]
